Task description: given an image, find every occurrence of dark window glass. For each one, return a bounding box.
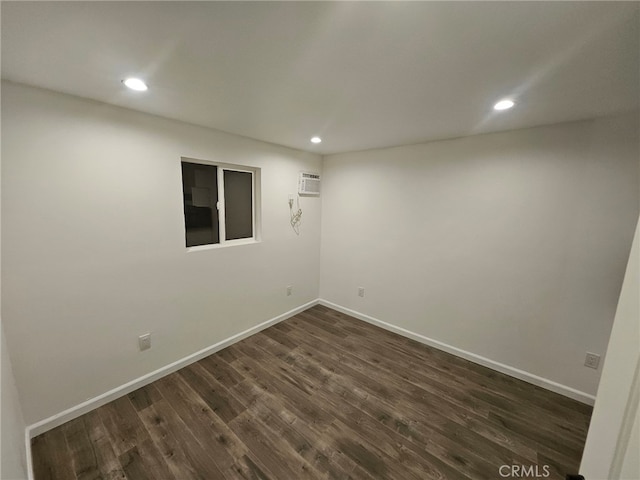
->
[181,162,219,247]
[224,170,253,240]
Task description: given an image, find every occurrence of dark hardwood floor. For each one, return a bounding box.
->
[32,305,592,479]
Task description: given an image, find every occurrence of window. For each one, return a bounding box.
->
[181,159,257,248]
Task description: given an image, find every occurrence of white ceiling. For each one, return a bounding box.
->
[2,2,638,154]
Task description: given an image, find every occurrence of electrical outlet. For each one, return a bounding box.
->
[584,352,600,369]
[358,287,365,297]
[286,285,293,296]
[139,333,151,351]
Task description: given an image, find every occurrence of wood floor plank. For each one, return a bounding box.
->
[217,345,242,364]
[281,318,489,425]
[306,307,591,433]
[96,396,151,458]
[117,438,176,480]
[127,383,163,412]
[228,344,335,430]
[153,372,275,479]
[484,403,587,451]
[138,399,226,479]
[62,417,102,480]
[118,447,150,480]
[229,345,445,480]
[302,307,591,426]
[83,411,128,480]
[227,359,377,479]
[96,396,175,480]
[249,332,509,480]
[306,310,586,470]
[32,306,592,480]
[228,410,323,480]
[31,429,75,480]
[488,411,584,460]
[31,435,53,480]
[178,362,246,423]
[198,353,245,387]
[301,308,591,440]
[230,369,376,480]
[284,314,494,419]
[305,308,585,476]
[313,306,593,418]
[224,454,273,480]
[257,329,536,479]
[266,317,544,463]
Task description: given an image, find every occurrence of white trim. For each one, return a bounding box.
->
[318,299,596,406]
[609,356,640,479]
[251,170,256,240]
[25,299,319,439]
[186,238,260,252]
[217,163,227,243]
[25,429,34,480]
[24,295,595,478]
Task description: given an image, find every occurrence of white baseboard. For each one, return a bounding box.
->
[25,299,319,441]
[318,299,596,406]
[24,296,594,479]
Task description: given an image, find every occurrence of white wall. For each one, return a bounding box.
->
[320,113,639,399]
[1,84,28,477]
[2,78,637,450]
[581,218,639,480]
[1,81,322,425]
[1,326,27,480]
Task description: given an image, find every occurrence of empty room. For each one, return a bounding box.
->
[1,2,639,480]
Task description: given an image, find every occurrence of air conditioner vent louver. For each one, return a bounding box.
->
[298,172,320,196]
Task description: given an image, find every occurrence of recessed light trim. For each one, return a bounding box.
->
[123,78,148,91]
[493,99,515,111]
[310,136,322,144]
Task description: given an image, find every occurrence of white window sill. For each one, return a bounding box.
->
[186,238,260,253]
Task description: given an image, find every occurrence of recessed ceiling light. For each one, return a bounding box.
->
[122,78,148,91]
[310,136,322,144]
[493,99,515,111]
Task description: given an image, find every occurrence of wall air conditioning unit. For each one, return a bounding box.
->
[298,172,321,196]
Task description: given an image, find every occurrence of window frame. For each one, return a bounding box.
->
[181,157,259,251]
